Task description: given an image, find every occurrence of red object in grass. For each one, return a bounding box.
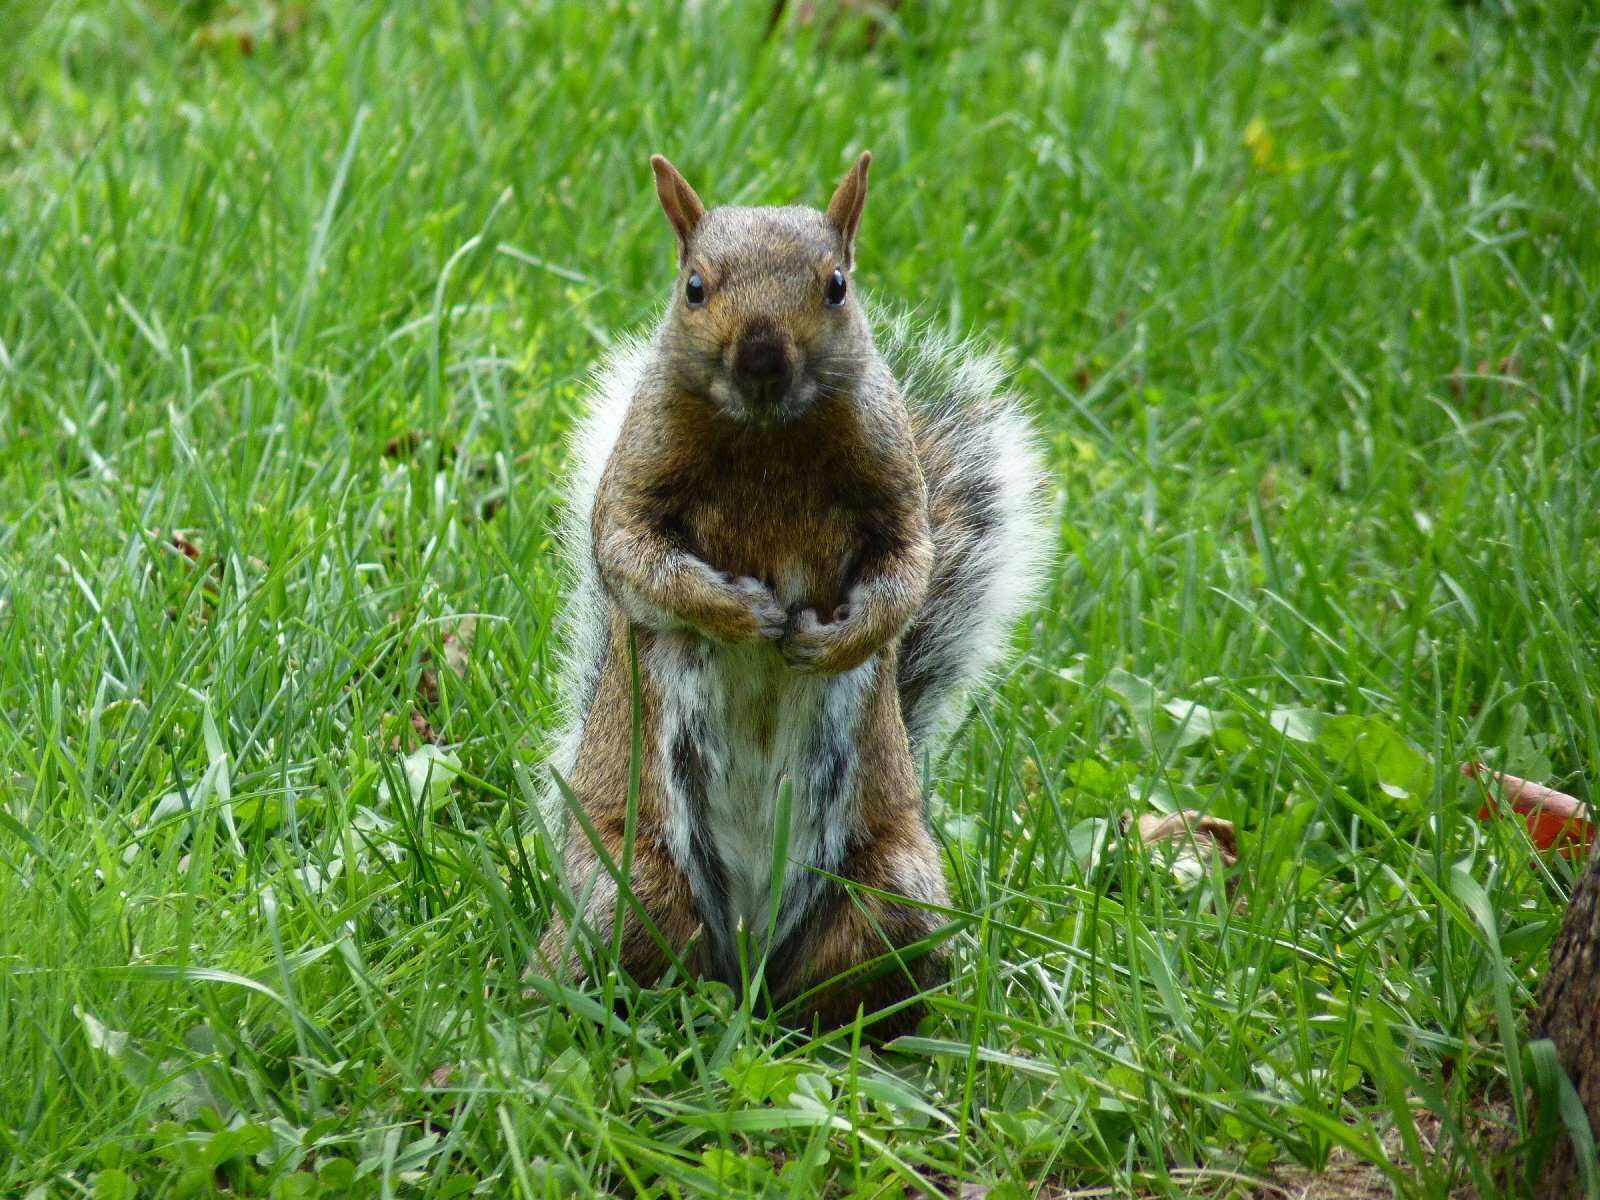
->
[1464,762,1593,859]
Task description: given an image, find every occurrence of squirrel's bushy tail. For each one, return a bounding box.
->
[876,314,1053,757]
[544,333,653,807]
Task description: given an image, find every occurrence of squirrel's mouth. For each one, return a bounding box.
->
[711,372,819,426]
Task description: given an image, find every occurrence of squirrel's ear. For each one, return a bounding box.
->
[650,155,706,266]
[825,150,871,270]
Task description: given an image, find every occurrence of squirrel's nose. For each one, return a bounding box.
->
[731,323,794,402]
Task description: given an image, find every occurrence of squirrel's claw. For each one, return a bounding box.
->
[780,608,826,672]
[781,606,856,673]
[723,573,787,641]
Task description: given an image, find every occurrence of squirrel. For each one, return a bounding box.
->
[537,152,1050,1034]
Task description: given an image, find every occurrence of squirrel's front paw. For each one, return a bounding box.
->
[781,604,871,675]
[712,573,787,643]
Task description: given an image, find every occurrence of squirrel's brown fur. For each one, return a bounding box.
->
[537,153,1048,1034]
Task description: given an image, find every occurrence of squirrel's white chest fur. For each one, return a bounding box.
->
[647,631,872,957]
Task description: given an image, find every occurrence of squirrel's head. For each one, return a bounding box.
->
[649,152,874,425]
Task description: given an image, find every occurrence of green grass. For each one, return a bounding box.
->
[2,0,1597,1195]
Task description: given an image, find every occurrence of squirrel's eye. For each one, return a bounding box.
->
[825,268,847,308]
[685,272,707,307]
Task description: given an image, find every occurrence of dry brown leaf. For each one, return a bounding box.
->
[1462,761,1587,818]
[1464,760,1592,857]
[409,709,437,745]
[416,668,439,707]
[383,431,420,459]
[169,530,203,562]
[441,616,475,678]
[1127,810,1239,865]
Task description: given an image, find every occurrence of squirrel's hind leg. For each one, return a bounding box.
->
[766,822,950,1037]
[537,831,704,991]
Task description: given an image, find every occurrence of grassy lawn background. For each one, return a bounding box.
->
[1,0,1596,1195]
